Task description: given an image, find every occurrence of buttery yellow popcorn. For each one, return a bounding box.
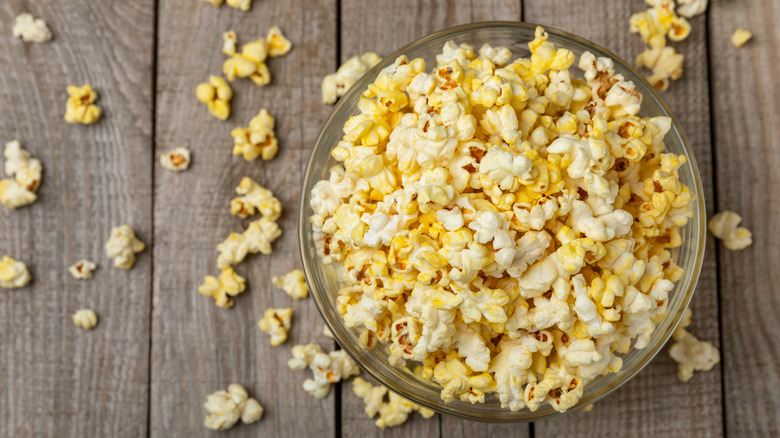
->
[230,177,281,219]
[731,29,753,48]
[668,308,720,381]
[216,217,282,268]
[311,27,695,413]
[0,140,42,209]
[202,0,223,5]
[223,37,271,86]
[199,267,246,309]
[630,0,691,49]
[0,255,31,289]
[160,147,191,172]
[231,109,279,161]
[321,52,383,104]
[222,31,238,55]
[352,377,435,429]
[12,13,52,43]
[196,75,233,120]
[64,85,101,125]
[708,211,752,250]
[267,26,292,57]
[68,260,96,280]
[288,343,360,398]
[226,0,252,11]
[258,307,292,346]
[272,269,309,300]
[72,309,98,330]
[203,383,264,430]
[636,46,684,91]
[105,225,145,269]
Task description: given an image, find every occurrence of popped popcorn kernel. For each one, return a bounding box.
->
[258,307,292,346]
[202,0,224,5]
[668,308,720,381]
[198,267,246,309]
[68,260,97,280]
[322,52,383,104]
[105,225,145,269]
[0,140,42,209]
[196,75,233,120]
[288,343,360,398]
[226,0,252,11]
[223,36,271,86]
[203,383,264,430]
[267,25,292,57]
[352,377,436,429]
[708,211,752,250]
[160,147,191,172]
[231,109,279,161]
[636,46,684,91]
[230,177,281,219]
[0,255,31,289]
[216,216,282,268]
[272,269,309,300]
[731,29,753,48]
[222,30,238,56]
[72,309,98,330]
[65,84,101,125]
[12,13,52,43]
[675,0,708,18]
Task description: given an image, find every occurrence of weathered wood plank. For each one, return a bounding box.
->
[525,1,723,436]
[0,1,155,437]
[709,1,780,436]
[339,1,529,436]
[151,0,337,436]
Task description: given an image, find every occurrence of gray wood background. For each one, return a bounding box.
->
[0,0,776,437]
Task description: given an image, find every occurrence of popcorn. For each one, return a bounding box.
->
[675,0,708,18]
[352,377,435,429]
[629,1,691,49]
[223,37,271,86]
[636,47,684,91]
[72,309,98,330]
[203,383,263,430]
[668,308,720,381]
[231,109,279,161]
[12,13,52,43]
[267,26,292,57]
[222,31,238,55]
[226,0,253,11]
[105,225,145,269]
[0,256,31,289]
[160,147,191,172]
[64,85,101,125]
[322,52,383,104]
[272,269,308,300]
[68,260,97,280]
[311,28,695,413]
[216,217,282,267]
[196,75,233,120]
[230,177,281,219]
[258,307,292,346]
[708,211,752,250]
[323,325,334,338]
[731,29,753,48]
[198,267,246,309]
[202,0,223,5]
[0,140,42,209]
[288,343,360,398]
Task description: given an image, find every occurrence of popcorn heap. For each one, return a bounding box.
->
[203,383,264,430]
[322,52,383,104]
[352,377,435,429]
[0,255,31,289]
[310,27,697,413]
[287,343,360,398]
[222,27,292,87]
[0,140,42,209]
[12,13,52,43]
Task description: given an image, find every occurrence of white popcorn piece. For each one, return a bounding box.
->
[289,343,360,398]
[322,52,382,104]
[230,177,281,220]
[0,256,31,289]
[104,225,145,269]
[731,29,753,48]
[12,13,52,43]
[203,383,264,430]
[676,0,708,18]
[222,30,238,55]
[668,309,720,382]
[0,140,42,209]
[636,46,684,91]
[258,307,292,346]
[352,377,434,429]
[272,269,308,300]
[226,0,252,11]
[353,377,388,417]
[160,147,191,172]
[198,267,246,309]
[216,218,282,268]
[478,43,513,67]
[72,309,98,330]
[68,260,97,280]
[708,211,752,250]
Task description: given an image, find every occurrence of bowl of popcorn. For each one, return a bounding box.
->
[300,22,706,421]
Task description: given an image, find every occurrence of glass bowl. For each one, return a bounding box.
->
[299,21,706,421]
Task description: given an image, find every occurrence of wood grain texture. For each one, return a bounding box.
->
[0,1,155,437]
[339,1,528,436]
[151,0,337,437]
[525,1,724,436]
[709,1,780,436]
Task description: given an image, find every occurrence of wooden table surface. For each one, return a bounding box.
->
[1,0,777,437]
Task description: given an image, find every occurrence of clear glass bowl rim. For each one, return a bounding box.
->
[299,21,706,422]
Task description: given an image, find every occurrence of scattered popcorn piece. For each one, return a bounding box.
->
[196,75,233,120]
[630,1,691,49]
[267,26,292,57]
[12,13,52,43]
[202,0,224,5]
[231,109,279,161]
[258,307,292,346]
[222,30,238,55]
[198,267,246,309]
[675,0,708,18]
[272,269,308,300]
[668,308,720,381]
[230,177,281,219]
[288,343,360,398]
[0,140,42,209]
[321,52,382,104]
[72,309,98,330]
[708,211,752,250]
[636,46,684,91]
[353,377,435,429]
[581,404,595,412]
[160,147,191,172]
[223,37,271,86]
[0,255,31,289]
[68,260,97,280]
[323,325,334,338]
[203,383,264,430]
[226,0,252,11]
[64,85,101,125]
[104,225,145,269]
[216,217,282,268]
[731,29,753,48]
